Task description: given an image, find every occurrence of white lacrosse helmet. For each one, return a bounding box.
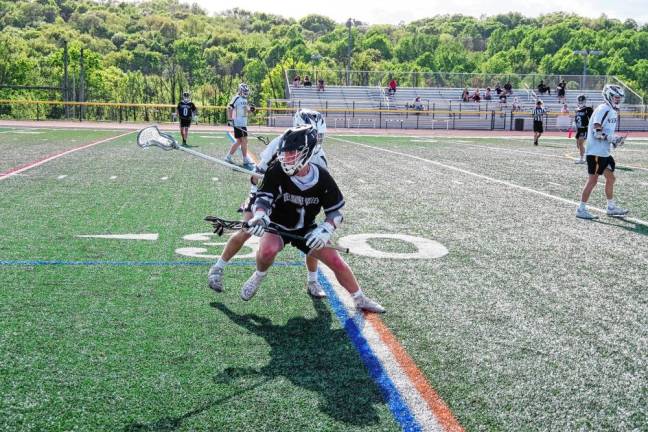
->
[238,83,249,97]
[182,91,190,102]
[277,125,319,176]
[293,108,327,143]
[602,84,624,110]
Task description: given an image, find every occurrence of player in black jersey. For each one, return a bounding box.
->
[532,100,547,146]
[176,91,197,146]
[573,94,593,164]
[239,125,385,313]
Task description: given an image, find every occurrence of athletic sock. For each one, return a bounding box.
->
[607,199,616,209]
[214,258,228,271]
[307,271,318,283]
[254,270,267,279]
[352,289,364,300]
[578,202,587,210]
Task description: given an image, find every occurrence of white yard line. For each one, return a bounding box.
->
[57,175,68,179]
[331,136,648,228]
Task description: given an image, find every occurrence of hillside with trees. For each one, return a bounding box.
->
[1,0,647,112]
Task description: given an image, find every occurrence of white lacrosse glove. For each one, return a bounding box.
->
[305,222,335,250]
[594,130,607,140]
[192,115,198,122]
[246,211,269,237]
[611,135,625,148]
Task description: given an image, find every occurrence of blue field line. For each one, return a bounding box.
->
[317,272,422,432]
[0,259,304,267]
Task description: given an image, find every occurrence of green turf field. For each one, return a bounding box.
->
[1,128,646,431]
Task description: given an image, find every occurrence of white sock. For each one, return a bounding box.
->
[254,270,267,279]
[578,202,587,210]
[607,199,616,208]
[214,258,228,271]
[307,271,318,283]
[352,290,364,300]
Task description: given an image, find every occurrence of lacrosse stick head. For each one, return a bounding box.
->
[137,126,178,151]
[204,216,246,236]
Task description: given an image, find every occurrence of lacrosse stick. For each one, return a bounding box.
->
[611,132,629,148]
[136,126,263,179]
[226,125,270,146]
[204,216,350,254]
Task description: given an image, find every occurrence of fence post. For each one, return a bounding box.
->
[379,101,382,127]
[509,111,513,131]
[352,101,355,117]
[490,110,495,130]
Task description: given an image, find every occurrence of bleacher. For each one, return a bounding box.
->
[271,81,647,131]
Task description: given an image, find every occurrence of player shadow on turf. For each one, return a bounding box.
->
[209,299,384,426]
[592,218,648,236]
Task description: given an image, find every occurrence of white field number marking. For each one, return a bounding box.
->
[176,232,448,260]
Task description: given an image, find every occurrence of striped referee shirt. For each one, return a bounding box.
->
[532,107,546,122]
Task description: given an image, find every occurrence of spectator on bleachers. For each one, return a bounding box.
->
[561,103,570,115]
[388,78,397,96]
[303,76,312,87]
[499,92,507,105]
[471,89,481,102]
[556,79,566,104]
[461,87,470,102]
[293,75,301,87]
[512,97,521,111]
[413,96,424,111]
[504,81,513,95]
[537,80,551,95]
[484,88,492,100]
[317,78,325,92]
[495,83,502,95]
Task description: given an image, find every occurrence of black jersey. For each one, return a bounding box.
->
[177,101,197,119]
[254,163,344,231]
[532,107,546,122]
[574,106,593,130]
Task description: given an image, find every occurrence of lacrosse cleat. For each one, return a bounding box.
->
[607,205,629,217]
[354,294,386,313]
[575,158,585,164]
[224,154,234,164]
[241,274,263,301]
[207,266,224,292]
[306,280,327,298]
[242,162,255,171]
[576,207,599,220]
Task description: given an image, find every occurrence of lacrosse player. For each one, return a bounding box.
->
[574,94,593,164]
[225,83,256,170]
[576,84,629,220]
[209,109,330,298]
[532,100,546,146]
[241,125,384,313]
[176,91,197,146]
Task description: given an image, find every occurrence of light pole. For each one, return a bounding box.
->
[573,49,602,89]
[346,18,353,86]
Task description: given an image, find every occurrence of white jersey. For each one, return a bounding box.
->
[228,95,249,127]
[257,135,327,172]
[586,103,618,157]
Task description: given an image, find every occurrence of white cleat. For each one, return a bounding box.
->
[575,158,585,164]
[607,206,629,217]
[207,266,224,292]
[306,280,327,298]
[354,294,386,314]
[241,274,263,301]
[576,208,599,220]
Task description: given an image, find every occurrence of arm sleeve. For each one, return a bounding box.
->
[253,164,281,214]
[319,169,345,216]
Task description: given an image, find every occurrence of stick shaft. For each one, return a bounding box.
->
[177,146,262,178]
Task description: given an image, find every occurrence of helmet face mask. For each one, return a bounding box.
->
[293,109,326,144]
[277,125,318,175]
[602,84,624,110]
[577,94,586,108]
[238,83,249,97]
[182,91,190,102]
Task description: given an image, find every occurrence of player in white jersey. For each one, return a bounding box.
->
[576,84,629,220]
[225,83,256,170]
[208,109,331,298]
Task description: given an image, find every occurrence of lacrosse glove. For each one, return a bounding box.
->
[246,211,269,237]
[305,222,334,250]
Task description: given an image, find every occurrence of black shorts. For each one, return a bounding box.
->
[586,155,615,175]
[576,128,587,140]
[233,126,248,138]
[275,224,317,254]
[180,118,192,128]
[533,120,544,133]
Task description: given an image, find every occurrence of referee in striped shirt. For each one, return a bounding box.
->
[532,100,547,146]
